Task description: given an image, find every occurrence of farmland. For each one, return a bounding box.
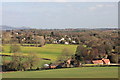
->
[2,44,78,61]
[2,67,118,78]
[1,39,119,79]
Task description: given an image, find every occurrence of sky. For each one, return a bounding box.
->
[1,2,118,29]
[1,0,119,2]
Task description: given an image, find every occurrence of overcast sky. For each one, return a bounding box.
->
[1,2,118,29]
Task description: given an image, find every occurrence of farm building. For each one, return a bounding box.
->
[92,58,110,65]
[102,59,110,64]
[92,60,103,65]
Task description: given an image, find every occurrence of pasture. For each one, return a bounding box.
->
[2,67,118,78]
[2,44,78,61]
[2,44,78,67]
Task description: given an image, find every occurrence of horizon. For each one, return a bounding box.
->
[1,25,118,30]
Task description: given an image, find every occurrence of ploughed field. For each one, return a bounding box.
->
[2,67,118,78]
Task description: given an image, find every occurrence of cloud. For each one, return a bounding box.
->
[96,4,104,7]
[88,4,116,11]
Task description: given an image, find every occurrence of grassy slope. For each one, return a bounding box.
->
[22,44,77,60]
[3,44,78,61]
[3,67,118,78]
[2,44,78,67]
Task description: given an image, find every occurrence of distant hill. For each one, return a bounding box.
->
[0,25,118,30]
[0,25,33,30]
[0,25,16,30]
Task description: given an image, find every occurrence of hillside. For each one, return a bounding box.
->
[0,25,32,30]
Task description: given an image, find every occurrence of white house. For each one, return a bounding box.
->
[68,38,71,40]
[53,40,58,44]
[61,38,65,41]
[72,41,76,44]
[65,42,69,44]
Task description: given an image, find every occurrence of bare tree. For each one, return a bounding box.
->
[34,36,45,47]
[58,48,73,62]
[9,44,21,53]
[27,53,40,70]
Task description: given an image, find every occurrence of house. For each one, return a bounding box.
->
[15,33,19,35]
[67,59,71,64]
[53,40,58,44]
[61,38,65,40]
[44,64,49,68]
[68,38,71,40]
[49,63,57,69]
[49,65,56,69]
[65,42,69,44]
[43,63,57,69]
[102,59,110,64]
[92,58,110,65]
[92,60,103,65]
[72,41,76,44]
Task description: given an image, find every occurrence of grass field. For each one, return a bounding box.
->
[2,44,78,67]
[2,67,118,78]
[3,44,78,61]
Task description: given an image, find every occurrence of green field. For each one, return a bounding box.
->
[2,67,118,78]
[3,44,78,61]
[2,44,78,67]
